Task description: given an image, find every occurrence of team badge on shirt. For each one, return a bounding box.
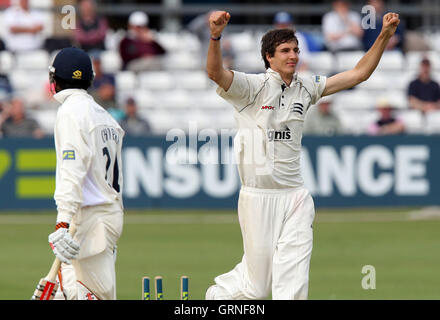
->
[291,103,304,115]
[63,150,76,160]
[315,75,321,83]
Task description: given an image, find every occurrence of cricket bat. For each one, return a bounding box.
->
[31,225,76,300]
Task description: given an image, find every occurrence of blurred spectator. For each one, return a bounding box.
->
[408,58,440,114]
[0,97,44,138]
[0,100,8,137]
[119,11,166,72]
[368,97,405,135]
[74,0,108,53]
[89,53,124,121]
[188,11,235,69]
[303,96,343,136]
[362,0,404,51]
[187,11,212,50]
[119,97,152,136]
[2,0,45,52]
[273,12,310,72]
[0,71,13,101]
[322,0,363,52]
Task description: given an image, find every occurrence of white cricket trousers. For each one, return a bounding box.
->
[60,202,123,300]
[213,186,315,300]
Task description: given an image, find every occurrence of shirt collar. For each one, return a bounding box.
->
[53,89,89,104]
[266,68,297,87]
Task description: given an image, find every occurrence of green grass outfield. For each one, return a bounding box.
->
[0,207,439,300]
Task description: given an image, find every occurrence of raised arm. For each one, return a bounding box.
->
[322,13,400,96]
[206,11,234,91]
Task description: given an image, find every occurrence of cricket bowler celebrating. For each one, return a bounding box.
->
[205,11,399,299]
[47,47,124,300]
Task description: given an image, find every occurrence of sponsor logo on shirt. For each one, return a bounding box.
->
[267,129,292,141]
[62,150,75,160]
[261,105,274,110]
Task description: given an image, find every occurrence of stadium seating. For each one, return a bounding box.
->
[336,110,379,135]
[1,23,438,136]
[100,50,123,74]
[234,50,265,73]
[397,109,424,134]
[16,50,49,70]
[333,90,374,110]
[406,50,440,71]
[308,51,335,75]
[27,108,56,134]
[175,71,210,90]
[229,31,258,52]
[115,71,138,91]
[376,51,404,71]
[358,72,389,90]
[158,89,192,109]
[0,51,14,73]
[163,52,203,71]
[425,110,440,134]
[132,90,158,109]
[138,71,175,91]
[335,51,365,72]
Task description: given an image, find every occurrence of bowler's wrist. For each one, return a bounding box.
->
[210,33,222,40]
[379,30,393,40]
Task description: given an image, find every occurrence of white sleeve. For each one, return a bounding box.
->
[310,75,327,105]
[216,71,258,111]
[54,109,92,223]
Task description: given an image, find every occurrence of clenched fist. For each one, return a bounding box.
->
[381,12,400,37]
[209,11,231,38]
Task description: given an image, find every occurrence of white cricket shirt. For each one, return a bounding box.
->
[217,68,326,189]
[53,89,124,223]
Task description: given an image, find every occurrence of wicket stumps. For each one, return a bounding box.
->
[142,277,150,300]
[142,276,189,300]
[181,276,189,300]
[155,276,164,300]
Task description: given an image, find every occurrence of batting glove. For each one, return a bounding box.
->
[48,224,80,264]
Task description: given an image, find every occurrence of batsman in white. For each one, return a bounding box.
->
[205,11,399,299]
[47,47,124,300]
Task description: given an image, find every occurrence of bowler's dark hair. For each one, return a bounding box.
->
[261,28,298,69]
[54,75,92,91]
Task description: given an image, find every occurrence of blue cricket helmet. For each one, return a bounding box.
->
[49,47,94,84]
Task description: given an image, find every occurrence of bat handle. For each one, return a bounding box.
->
[46,258,62,282]
[46,224,77,282]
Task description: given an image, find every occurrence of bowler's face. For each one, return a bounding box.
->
[266,41,299,78]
